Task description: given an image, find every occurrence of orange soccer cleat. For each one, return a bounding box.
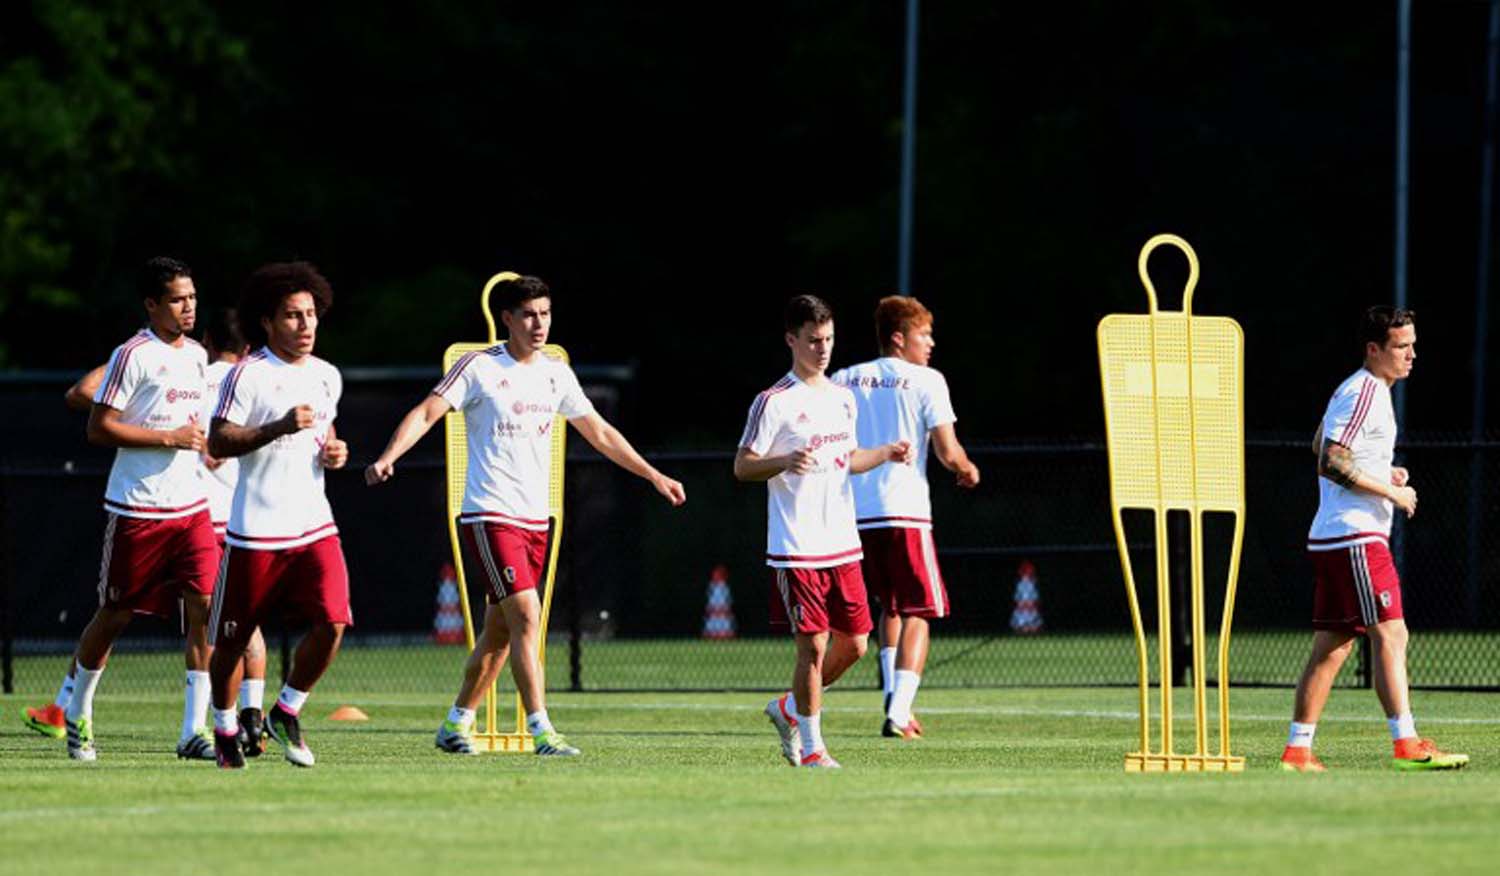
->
[1392,737,1469,771]
[1279,745,1327,772]
[23,704,67,740]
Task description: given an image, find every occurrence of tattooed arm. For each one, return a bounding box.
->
[1318,438,1418,518]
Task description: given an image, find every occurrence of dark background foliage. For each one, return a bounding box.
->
[3,1,1497,445]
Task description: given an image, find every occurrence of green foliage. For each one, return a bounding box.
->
[0,0,248,363]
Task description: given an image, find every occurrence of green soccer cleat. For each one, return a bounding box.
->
[435,720,478,755]
[66,716,96,762]
[534,730,580,757]
[176,728,216,761]
[24,704,67,740]
[1392,737,1469,771]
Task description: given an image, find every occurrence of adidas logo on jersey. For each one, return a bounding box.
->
[797,412,810,423]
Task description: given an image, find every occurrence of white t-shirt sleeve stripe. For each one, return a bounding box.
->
[741,391,778,452]
[433,351,478,401]
[95,334,147,409]
[213,358,251,422]
[1334,378,1375,445]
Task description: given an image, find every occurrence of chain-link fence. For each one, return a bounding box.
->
[3,374,1498,700]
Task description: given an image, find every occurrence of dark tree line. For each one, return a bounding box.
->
[2,1,1496,444]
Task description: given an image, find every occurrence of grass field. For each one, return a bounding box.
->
[2,684,1497,875]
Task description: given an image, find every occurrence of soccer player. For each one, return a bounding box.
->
[51,257,219,761]
[206,262,351,769]
[832,296,979,738]
[366,275,685,758]
[198,309,273,756]
[1280,306,1468,772]
[26,309,272,759]
[735,294,912,768]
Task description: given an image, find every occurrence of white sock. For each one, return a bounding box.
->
[1287,721,1316,749]
[888,669,921,726]
[53,673,75,709]
[1388,713,1417,741]
[181,671,211,740]
[879,648,897,696]
[66,663,104,722]
[526,710,554,736]
[213,707,239,736]
[447,705,476,727]
[796,711,824,756]
[276,685,309,716]
[239,678,265,711]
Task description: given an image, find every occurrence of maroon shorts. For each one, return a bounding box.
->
[461,521,550,603]
[1310,540,1403,634]
[859,527,949,619]
[97,510,218,618]
[768,562,873,636]
[209,535,352,647]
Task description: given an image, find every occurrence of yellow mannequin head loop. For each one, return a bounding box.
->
[479,271,523,344]
[1137,234,1199,315]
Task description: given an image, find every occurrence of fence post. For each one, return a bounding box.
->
[568,546,582,692]
[1,468,11,694]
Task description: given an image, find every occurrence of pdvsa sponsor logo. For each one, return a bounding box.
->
[165,387,204,404]
[806,432,850,451]
[510,401,555,416]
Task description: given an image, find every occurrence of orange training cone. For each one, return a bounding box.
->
[1010,560,1044,635]
[433,563,465,645]
[702,564,736,639]
[328,705,369,721]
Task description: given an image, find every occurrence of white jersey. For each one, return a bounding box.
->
[832,357,956,530]
[201,359,239,533]
[93,328,209,519]
[739,373,862,569]
[213,348,342,550]
[435,343,595,531]
[1308,368,1396,551]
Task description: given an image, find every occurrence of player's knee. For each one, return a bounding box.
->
[1370,619,1408,650]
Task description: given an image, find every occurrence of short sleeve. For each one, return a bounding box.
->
[432,353,481,411]
[94,342,142,410]
[1322,378,1374,446]
[214,361,255,426]
[739,392,779,455]
[922,370,957,430]
[557,366,595,420]
[326,363,343,415]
